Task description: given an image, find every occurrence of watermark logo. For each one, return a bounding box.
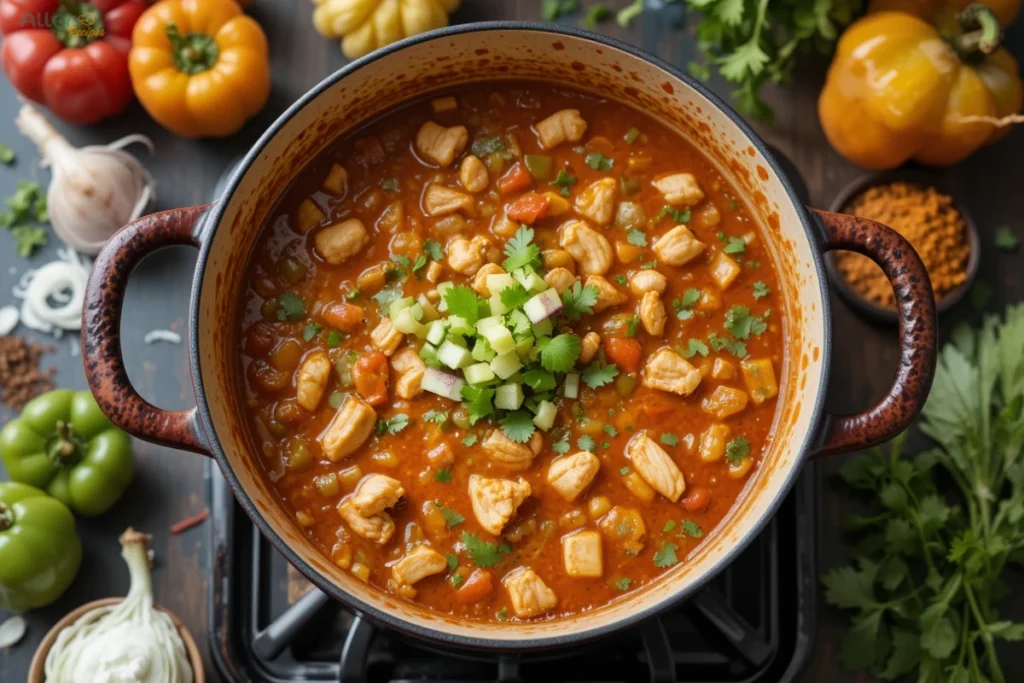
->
[18,11,105,38]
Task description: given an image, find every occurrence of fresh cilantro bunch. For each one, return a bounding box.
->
[822,304,1024,682]
[683,0,862,121]
[0,180,48,258]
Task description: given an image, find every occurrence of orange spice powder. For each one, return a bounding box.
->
[835,182,970,308]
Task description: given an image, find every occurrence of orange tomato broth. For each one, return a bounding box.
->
[237,82,784,622]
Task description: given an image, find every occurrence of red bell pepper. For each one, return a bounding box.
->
[0,0,146,124]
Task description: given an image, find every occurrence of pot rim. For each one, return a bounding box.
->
[189,20,832,651]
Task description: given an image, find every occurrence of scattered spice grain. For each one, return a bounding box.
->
[835,182,970,308]
[0,336,56,410]
[169,509,210,534]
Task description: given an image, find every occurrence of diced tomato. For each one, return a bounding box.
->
[682,488,710,513]
[643,396,675,418]
[243,322,276,357]
[353,352,389,406]
[321,303,365,332]
[497,162,533,195]
[605,338,642,373]
[455,569,494,604]
[506,192,551,224]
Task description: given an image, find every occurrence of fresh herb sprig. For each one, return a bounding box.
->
[822,304,1024,682]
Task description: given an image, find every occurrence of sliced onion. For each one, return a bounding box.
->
[12,248,90,337]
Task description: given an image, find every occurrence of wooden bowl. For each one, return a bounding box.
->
[27,598,204,683]
[825,168,981,325]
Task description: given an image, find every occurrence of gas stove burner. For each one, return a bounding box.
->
[207,461,817,683]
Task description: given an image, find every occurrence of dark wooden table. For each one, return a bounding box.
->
[1,1,1021,680]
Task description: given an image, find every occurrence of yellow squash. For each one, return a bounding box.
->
[313,0,460,59]
[129,0,271,138]
[818,3,1022,169]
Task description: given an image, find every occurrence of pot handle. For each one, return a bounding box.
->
[810,208,938,458]
[82,205,212,456]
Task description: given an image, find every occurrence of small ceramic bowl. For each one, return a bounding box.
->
[27,598,205,683]
[825,169,981,325]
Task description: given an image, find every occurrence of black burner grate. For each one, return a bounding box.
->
[207,460,817,683]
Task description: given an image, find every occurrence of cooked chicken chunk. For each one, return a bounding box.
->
[416,121,468,167]
[652,173,705,206]
[482,429,542,469]
[574,177,617,226]
[562,530,603,578]
[625,433,686,502]
[586,275,628,312]
[391,347,426,400]
[503,567,558,617]
[702,385,749,419]
[370,317,405,357]
[448,235,491,276]
[392,545,448,586]
[318,396,376,462]
[741,359,779,404]
[469,475,532,535]
[711,358,736,380]
[424,184,474,217]
[653,225,705,267]
[629,270,667,296]
[599,506,646,554]
[579,332,601,365]
[544,267,578,295]
[643,347,702,396]
[639,291,667,335]
[559,220,613,275]
[535,109,587,149]
[350,474,405,517]
[295,350,331,411]
[547,450,600,502]
[314,218,369,265]
[459,154,490,193]
[338,500,395,544]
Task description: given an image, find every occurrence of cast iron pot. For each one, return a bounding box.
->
[81,22,938,651]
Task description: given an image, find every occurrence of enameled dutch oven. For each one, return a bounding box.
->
[81,23,938,651]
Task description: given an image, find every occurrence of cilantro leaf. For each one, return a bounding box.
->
[499,410,536,443]
[424,239,444,260]
[461,385,495,424]
[658,205,690,224]
[539,334,581,373]
[499,284,530,310]
[995,226,1019,251]
[471,136,506,157]
[753,281,771,299]
[502,225,542,273]
[326,330,343,348]
[276,293,306,321]
[662,520,677,533]
[723,235,746,254]
[577,435,597,452]
[375,413,409,436]
[12,225,46,258]
[615,577,632,591]
[624,127,640,144]
[462,433,479,447]
[551,169,577,197]
[434,468,453,483]
[581,359,619,389]
[444,285,482,325]
[552,431,571,454]
[680,520,703,538]
[725,436,750,464]
[446,553,459,572]
[683,339,709,358]
[724,305,767,340]
[462,532,502,567]
[303,322,322,341]
[524,367,557,392]
[424,410,449,424]
[585,152,614,171]
[541,0,579,22]
[561,281,600,320]
[434,501,465,528]
[653,542,679,567]
[626,228,648,247]
[673,288,701,319]
[660,433,680,447]
[708,332,747,358]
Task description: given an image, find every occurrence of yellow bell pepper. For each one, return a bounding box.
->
[868,0,1019,28]
[313,0,460,60]
[129,0,271,138]
[818,3,1022,169]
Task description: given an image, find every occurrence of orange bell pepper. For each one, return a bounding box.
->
[128,0,269,138]
[818,3,1022,169]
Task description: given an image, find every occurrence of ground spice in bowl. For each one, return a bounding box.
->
[0,336,56,410]
[833,181,972,310]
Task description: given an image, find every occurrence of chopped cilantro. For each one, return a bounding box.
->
[673,288,701,320]
[424,410,449,424]
[683,338,709,358]
[346,287,361,301]
[539,333,581,372]
[372,286,402,313]
[461,385,495,424]
[723,235,746,254]
[726,436,751,464]
[603,424,618,437]
[626,228,647,247]
[303,322,322,341]
[578,435,597,452]
[451,572,465,587]
[620,466,631,475]
[654,542,679,567]
[753,281,771,299]
[581,359,619,388]
[276,293,306,321]
[625,313,640,338]
[561,281,600,320]
[614,274,628,285]
[552,431,571,454]
[624,127,641,144]
[462,532,502,567]
[551,168,577,197]
[496,607,509,621]
[434,501,465,528]
[462,433,479,447]
[375,413,409,436]
[708,332,747,358]
[326,330,343,348]
[391,254,411,270]
[444,284,482,325]
[434,468,453,483]
[660,433,680,447]
[446,553,459,572]
[680,520,704,538]
[585,152,614,171]
[500,410,537,443]
[724,305,768,340]
[615,577,632,591]
[424,239,444,260]
[640,260,658,269]
[658,205,690,223]
[662,520,677,533]
[412,254,428,273]
[499,283,531,311]
[502,225,542,273]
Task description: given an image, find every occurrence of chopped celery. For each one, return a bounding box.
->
[486,273,515,294]
[392,308,424,335]
[514,268,547,293]
[419,343,439,366]
[532,318,553,338]
[532,401,557,431]
[489,293,509,315]
[495,383,525,410]
[509,309,532,334]
[438,340,472,369]
[482,325,516,355]
[471,338,496,362]
[436,282,454,312]
[475,316,503,333]
[563,372,580,398]
[524,154,553,180]
[448,315,474,335]
[388,296,416,318]
[426,320,447,345]
[465,362,496,385]
[446,334,468,348]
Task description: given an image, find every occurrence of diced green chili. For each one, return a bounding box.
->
[524,154,553,181]
[615,374,636,397]
[624,127,640,144]
[314,473,340,497]
[278,257,307,284]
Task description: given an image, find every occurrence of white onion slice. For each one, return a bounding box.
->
[0,616,26,649]
[12,248,90,337]
[144,330,182,345]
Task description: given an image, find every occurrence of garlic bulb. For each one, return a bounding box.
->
[16,104,156,256]
[45,529,193,683]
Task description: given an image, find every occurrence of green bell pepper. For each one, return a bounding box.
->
[0,482,82,611]
[0,389,134,517]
